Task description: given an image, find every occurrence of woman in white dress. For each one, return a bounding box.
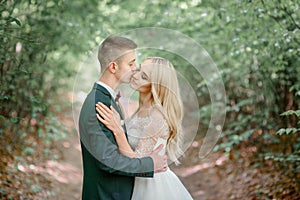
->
[96,57,193,200]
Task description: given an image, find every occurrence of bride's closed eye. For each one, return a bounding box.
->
[141,73,148,80]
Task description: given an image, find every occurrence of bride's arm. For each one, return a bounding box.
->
[107,126,137,158]
[96,102,137,158]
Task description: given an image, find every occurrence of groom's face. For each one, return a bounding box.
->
[116,50,136,83]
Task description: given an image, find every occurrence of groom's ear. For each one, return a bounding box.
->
[108,61,118,74]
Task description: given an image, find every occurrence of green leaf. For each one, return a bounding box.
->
[0,188,7,195]
[30,185,42,193]
[0,115,5,121]
[276,128,286,135]
[22,147,35,156]
[280,110,300,118]
[239,129,254,141]
[9,16,22,26]
[276,128,299,135]
[11,117,18,123]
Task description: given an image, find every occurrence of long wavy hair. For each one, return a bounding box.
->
[148,57,184,164]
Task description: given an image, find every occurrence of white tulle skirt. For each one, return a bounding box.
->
[132,168,193,200]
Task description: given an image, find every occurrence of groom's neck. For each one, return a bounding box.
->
[99,75,119,90]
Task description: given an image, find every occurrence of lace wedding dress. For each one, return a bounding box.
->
[126,108,193,200]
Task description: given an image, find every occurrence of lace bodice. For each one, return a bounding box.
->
[126,108,169,158]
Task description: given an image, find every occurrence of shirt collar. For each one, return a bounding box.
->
[96,81,116,99]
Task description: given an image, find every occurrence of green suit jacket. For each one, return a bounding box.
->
[79,83,154,200]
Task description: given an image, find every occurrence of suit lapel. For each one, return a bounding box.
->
[94,83,127,137]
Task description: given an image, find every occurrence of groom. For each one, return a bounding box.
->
[79,35,167,200]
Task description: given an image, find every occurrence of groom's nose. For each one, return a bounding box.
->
[131,63,137,71]
[131,67,139,75]
[131,70,138,79]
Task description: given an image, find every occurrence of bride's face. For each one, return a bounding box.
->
[130,59,152,93]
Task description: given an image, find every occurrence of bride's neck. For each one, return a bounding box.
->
[139,92,153,109]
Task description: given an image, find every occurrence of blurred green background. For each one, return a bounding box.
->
[1,0,299,199]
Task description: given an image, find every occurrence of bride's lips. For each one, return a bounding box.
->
[131,78,136,85]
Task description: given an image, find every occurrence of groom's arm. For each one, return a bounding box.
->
[81,92,154,177]
[90,122,154,177]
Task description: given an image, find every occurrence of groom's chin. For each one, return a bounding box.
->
[123,77,132,84]
[122,79,131,84]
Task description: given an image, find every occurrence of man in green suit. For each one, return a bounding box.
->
[79,35,167,200]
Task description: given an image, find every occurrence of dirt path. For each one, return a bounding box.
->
[48,131,228,199]
[50,132,83,200]
[171,144,228,200]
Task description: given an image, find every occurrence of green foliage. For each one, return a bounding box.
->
[1,0,299,197]
[0,0,99,152]
[264,152,300,163]
[0,188,7,196]
[280,110,300,118]
[277,127,299,135]
[30,185,42,193]
[265,108,300,167]
[197,0,300,159]
[22,147,35,156]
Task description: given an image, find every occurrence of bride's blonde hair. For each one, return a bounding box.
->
[148,57,184,164]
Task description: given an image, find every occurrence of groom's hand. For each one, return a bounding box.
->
[150,144,168,173]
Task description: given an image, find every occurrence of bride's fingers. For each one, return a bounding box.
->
[96,106,109,120]
[96,102,107,112]
[99,103,113,115]
[98,102,112,114]
[96,103,110,115]
[95,106,101,114]
[96,113,106,124]
[96,113,102,121]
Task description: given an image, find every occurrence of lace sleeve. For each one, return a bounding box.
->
[135,109,169,158]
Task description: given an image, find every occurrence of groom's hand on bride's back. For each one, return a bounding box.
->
[150,144,168,173]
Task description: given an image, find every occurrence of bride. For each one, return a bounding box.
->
[96,57,193,200]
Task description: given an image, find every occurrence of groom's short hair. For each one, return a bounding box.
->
[98,35,137,73]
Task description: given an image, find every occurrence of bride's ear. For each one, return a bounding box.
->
[108,61,118,74]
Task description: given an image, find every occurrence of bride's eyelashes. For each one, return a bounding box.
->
[141,73,148,80]
[138,69,149,80]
